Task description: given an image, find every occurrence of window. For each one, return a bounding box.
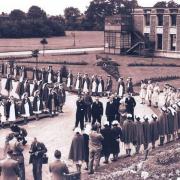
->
[157,34,163,50]
[170,34,176,51]
[157,14,163,26]
[170,14,177,26]
[104,32,116,48]
[144,14,150,26]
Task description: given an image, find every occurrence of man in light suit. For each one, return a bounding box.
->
[0,149,20,180]
[49,150,69,180]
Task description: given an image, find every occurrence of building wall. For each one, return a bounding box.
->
[163,9,170,51]
[176,10,180,51]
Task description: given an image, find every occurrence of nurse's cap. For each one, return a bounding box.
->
[135,115,140,120]
[74,127,81,134]
[127,114,132,119]
[161,106,167,112]
[103,121,109,126]
[151,114,158,119]
[143,115,149,120]
[112,120,119,125]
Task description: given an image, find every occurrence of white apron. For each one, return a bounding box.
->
[75,79,80,90]
[98,82,102,93]
[92,81,97,93]
[0,104,6,123]
[83,81,88,92]
[8,104,16,122]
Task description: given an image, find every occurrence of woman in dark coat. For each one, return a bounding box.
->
[47,89,58,116]
[111,120,123,161]
[5,74,13,96]
[20,93,33,124]
[150,114,159,149]
[16,80,24,100]
[100,121,112,164]
[134,115,144,154]
[24,80,30,97]
[31,80,39,97]
[41,83,49,110]
[69,128,85,172]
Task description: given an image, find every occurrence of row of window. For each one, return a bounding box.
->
[144,14,177,26]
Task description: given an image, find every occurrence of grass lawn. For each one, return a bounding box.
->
[0,31,104,53]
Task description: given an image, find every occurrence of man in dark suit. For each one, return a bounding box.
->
[0,149,20,180]
[29,137,47,180]
[91,97,103,125]
[49,150,69,180]
[106,96,116,127]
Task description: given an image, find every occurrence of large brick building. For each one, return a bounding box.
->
[104,7,180,58]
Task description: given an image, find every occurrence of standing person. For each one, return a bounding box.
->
[49,150,69,180]
[122,114,136,157]
[69,128,85,173]
[12,139,25,180]
[0,99,7,128]
[32,90,43,121]
[139,80,147,104]
[91,75,98,96]
[150,114,159,149]
[126,77,134,95]
[88,124,104,174]
[16,79,24,100]
[6,96,18,125]
[74,73,82,95]
[40,68,47,83]
[66,70,73,91]
[125,93,136,120]
[75,96,86,130]
[97,76,104,97]
[146,80,153,106]
[91,97,103,125]
[134,115,144,154]
[12,63,18,80]
[41,83,49,112]
[152,83,160,108]
[0,149,20,180]
[57,84,66,113]
[106,95,116,127]
[111,120,123,161]
[158,106,168,146]
[31,80,39,97]
[32,67,39,81]
[113,93,121,121]
[82,74,90,93]
[20,93,33,124]
[117,77,125,98]
[5,74,13,97]
[47,66,54,84]
[29,137,47,180]
[106,75,112,97]
[24,80,31,97]
[100,121,112,164]
[83,92,93,123]
[57,70,63,84]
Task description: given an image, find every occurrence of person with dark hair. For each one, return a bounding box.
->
[0,99,7,128]
[69,128,85,172]
[31,80,39,97]
[32,67,39,81]
[66,70,73,91]
[40,68,47,83]
[100,121,112,164]
[97,76,104,97]
[139,80,146,104]
[5,74,13,97]
[29,137,47,180]
[82,74,90,93]
[49,150,69,180]
[117,77,125,98]
[113,93,121,121]
[0,149,20,180]
[91,97,103,125]
[47,66,54,84]
[126,77,134,95]
[91,75,99,96]
[75,96,85,130]
[24,80,31,97]
[106,75,112,97]
[57,84,66,113]
[88,124,104,174]
[74,73,82,95]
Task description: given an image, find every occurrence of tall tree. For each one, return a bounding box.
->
[9,9,26,21]
[153,1,167,8]
[27,6,47,19]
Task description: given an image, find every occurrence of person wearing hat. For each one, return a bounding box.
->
[142,116,151,155]
[88,124,104,174]
[105,75,112,97]
[20,92,33,124]
[74,73,82,95]
[150,114,159,149]
[0,149,20,180]
[126,77,134,95]
[91,75,99,96]
[122,114,136,157]
[146,80,153,106]
[106,95,116,127]
[75,96,86,130]
[69,127,85,173]
[134,115,144,154]
[49,150,69,179]
[117,77,125,98]
[111,120,123,161]
[82,73,90,93]
[91,96,103,125]
[158,106,168,146]
[97,76,104,97]
[66,69,73,91]
[125,93,136,121]
[139,80,147,104]
[152,83,160,108]
[32,90,43,120]
[100,121,112,164]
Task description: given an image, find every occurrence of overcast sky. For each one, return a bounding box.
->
[0,0,179,15]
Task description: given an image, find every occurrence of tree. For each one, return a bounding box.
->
[40,38,48,56]
[32,49,40,69]
[9,9,26,21]
[167,0,179,8]
[27,6,47,19]
[153,1,167,7]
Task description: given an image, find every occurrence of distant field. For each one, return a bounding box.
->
[0,31,104,52]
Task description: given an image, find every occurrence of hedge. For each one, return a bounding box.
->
[128,63,180,67]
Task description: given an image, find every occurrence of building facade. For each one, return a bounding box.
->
[104,8,180,58]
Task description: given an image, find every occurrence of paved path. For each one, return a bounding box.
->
[0,93,155,180]
[0,47,104,57]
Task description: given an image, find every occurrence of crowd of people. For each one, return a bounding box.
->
[0,62,180,180]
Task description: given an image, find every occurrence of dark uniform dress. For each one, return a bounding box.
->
[91,101,103,125]
[142,120,151,150]
[150,119,159,148]
[106,101,116,127]
[125,97,136,120]
[113,97,121,121]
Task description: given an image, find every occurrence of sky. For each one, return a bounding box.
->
[0,0,179,15]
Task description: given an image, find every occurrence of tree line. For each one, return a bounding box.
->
[0,0,180,38]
